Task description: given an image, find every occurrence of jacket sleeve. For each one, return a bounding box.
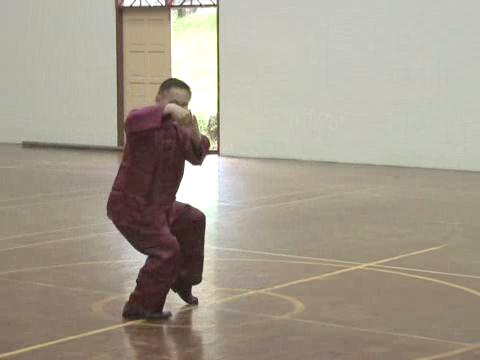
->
[178,126,211,166]
[123,114,158,198]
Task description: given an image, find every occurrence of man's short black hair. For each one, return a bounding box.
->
[159,78,191,96]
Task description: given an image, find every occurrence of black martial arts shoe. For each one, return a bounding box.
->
[172,285,199,305]
[122,302,172,320]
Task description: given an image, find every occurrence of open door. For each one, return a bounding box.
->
[117,0,219,151]
[123,8,172,123]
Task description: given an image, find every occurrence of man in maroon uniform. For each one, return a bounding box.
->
[107,78,210,320]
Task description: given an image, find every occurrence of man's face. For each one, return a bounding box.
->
[156,87,191,109]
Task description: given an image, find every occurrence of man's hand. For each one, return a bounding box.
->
[164,103,202,146]
[164,103,192,125]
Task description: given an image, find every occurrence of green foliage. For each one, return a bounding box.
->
[172,8,218,149]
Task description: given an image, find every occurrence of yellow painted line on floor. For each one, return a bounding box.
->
[0,194,104,211]
[0,244,446,358]
[416,343,480,360]
[0,277,118,296]
[0,187,105,203]
[0,260,139,276]
[219,307,471,347]
[375,264,480,281]
[214,245,447,304]
[210,244,480,281]
[0,231,117,253]
[0,222,112,242]
[206,245,358,265]
[369,268,480,298]
[215,257,349,268]
[0,322,143,359]
[231,187,383,213]
[216,257,480,299]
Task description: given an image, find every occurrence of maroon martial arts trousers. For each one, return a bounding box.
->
[114,201,205,312]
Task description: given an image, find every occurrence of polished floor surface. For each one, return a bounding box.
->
[0,144,479,359]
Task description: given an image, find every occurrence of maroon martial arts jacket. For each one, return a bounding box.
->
[107,105,210,231]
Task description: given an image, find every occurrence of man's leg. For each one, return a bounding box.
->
[169,202,206,305]
[115,224,181,319]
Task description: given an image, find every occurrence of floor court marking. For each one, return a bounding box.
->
[0,251,445,279]
[3,255,478,320]
[0,291,262,359]
[0,222,112,242]
[216,257,348,268]
[0,261,476,352]
[4,234,478,281]
[0,187,379,212]
[0,165,29,170]
[218,307,471,347]
[0,184,348,241]
[223,186,384,214]
[208,245,480,281]
[0,277,119,296]
[0,245,445,358]
[0,187,106,203]
[0,322,143,359]
[2,242,478,284]
[215,258,480,297]
[0,253,480,312]
[134,289,305,330]
[375,264,480,281]
[416,343,480,360]
[92,295,214,329]
[91,285,472,349]
[224,185,357,207]
[207,245,360,265]
[0,183,367,211]
[4,256,476,306]
[368,268,480,298]
[93,288,305,325]
[212,245,447,305]
[0,231,117,253]
[0,194,105,211]
[230,189,314,204]
[0,260,140,276]
[1,162,118,176]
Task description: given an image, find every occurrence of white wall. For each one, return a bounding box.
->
[0,0,118,146]
[220,0,480,171]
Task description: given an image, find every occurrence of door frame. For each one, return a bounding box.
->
[114,0,220,154]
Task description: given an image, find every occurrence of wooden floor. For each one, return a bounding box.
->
[0,144,479,359]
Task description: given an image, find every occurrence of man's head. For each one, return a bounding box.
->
[156,78,191,109]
